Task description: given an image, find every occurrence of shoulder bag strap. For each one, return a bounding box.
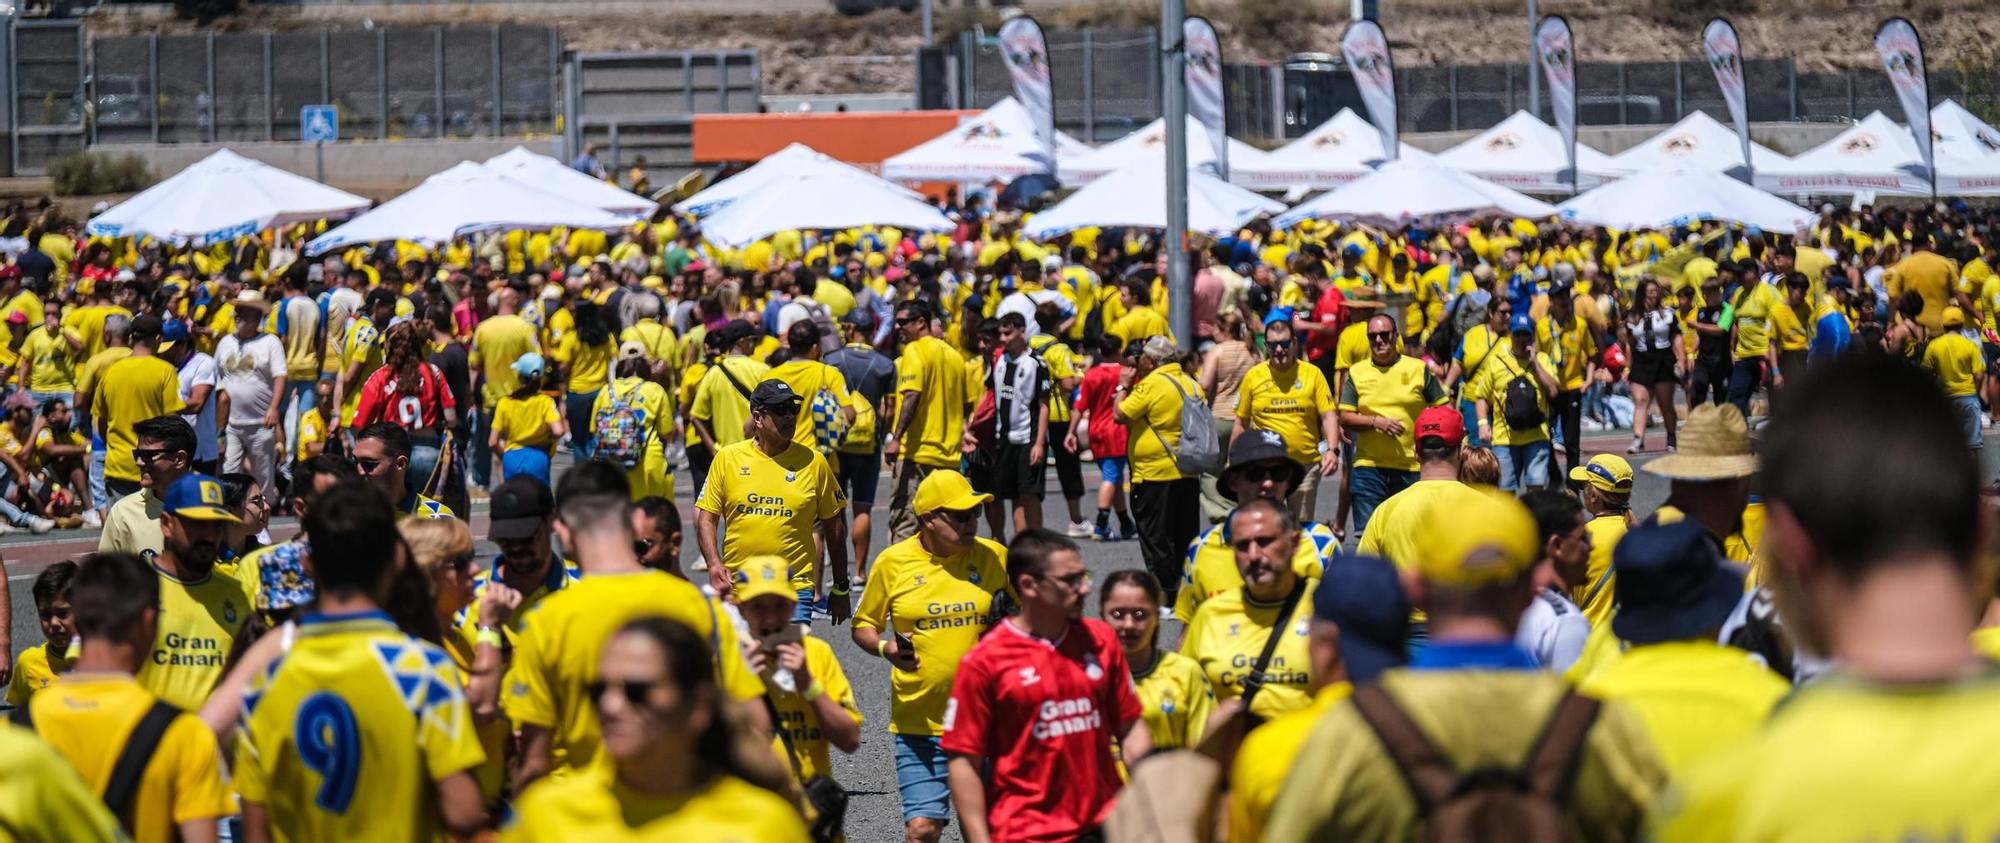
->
[1144,370,1199,457]
[761,695,808,779]
[103,700,184,831]
[1237,577,1307,713]
[1348,683,1457,816]
[1519,690,1603,807]
[1579,558,1618,611]
[715,358,756,400]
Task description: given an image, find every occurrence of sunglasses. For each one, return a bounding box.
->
[1039,570,1093,591]
[1235,464,1294,484]
[1367,331,1396,341]
[445,552,476,574]
[132,448,176,466]
[936,508,980,524]
[633,537,656,557]
[351,456,386,474]
[586,678,659,708]
[896,314,926,325]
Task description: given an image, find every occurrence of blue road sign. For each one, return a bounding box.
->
[301,105,339,143]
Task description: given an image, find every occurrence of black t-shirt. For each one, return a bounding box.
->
[429,341,473,438]
[1694,300,1729,364]
[1245,282,1274,320]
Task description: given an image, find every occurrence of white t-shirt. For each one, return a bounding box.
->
[215,333,287,425]
[177,351,221,462]
[775,295,823,340]
[1516,587,1590,673]
[995,289,1074,336]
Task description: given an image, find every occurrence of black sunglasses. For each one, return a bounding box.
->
[351,456,385,474]
[132,448,176,466]
[1236,464,1294,483]
[1367,330,1397,341]
[896,314,926,325]
[586,678,659,708]
[936,508,980,524]
[633,538,656,557]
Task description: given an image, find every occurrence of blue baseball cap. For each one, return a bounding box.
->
[158,318,190,353]
[1508,313,1535,334]
[1263,306,1295,329]
[1312,554,1410,683]
[511,352,546,380]
[162,473,241,523]
[1610,520,1743,646]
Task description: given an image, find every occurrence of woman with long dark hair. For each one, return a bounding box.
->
[555,300,616,461]
[350,320,457,499]
[1619,277,1685,454]
[503,617,807,841]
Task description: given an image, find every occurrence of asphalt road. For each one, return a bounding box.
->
[2,428,1991,841]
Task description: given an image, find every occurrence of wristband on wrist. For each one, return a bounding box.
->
[803,680,825,702]
[828,583,851,596]
[475,628,503,648]
[877,639,889,659]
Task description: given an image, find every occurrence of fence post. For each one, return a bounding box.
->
[1268,64,1282,139]
[148,33,158,143]
[320,31,330,104]
[1673,60,1683,120]
[1447,64,1458,131]
[205,33,216,142]
[433,28,445,139]
[1505,64,1515,115]
[490,26,502,136]
[263,33,273,141]
[1847,72,1856,119]
[377,28,388,139]
[1081,29,1094,143]
[1616,62,1628,124]
[1147,28,1160,119]
[607,121,619,172]
[549,27,561,135]
[1787,58,1798,120]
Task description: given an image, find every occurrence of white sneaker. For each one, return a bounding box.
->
[0,523,17,536]
[81,509,102,529]
[1065,520,1094,538]
[26,517,53,534]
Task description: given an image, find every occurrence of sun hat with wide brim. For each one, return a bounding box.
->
[1643,403,1758,481]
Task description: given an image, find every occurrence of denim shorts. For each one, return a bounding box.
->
[837,450,881,508]
[792,587,816,624]
[1097,456,1129,488]
[893,733,953,822]
[1957,395,1984,451]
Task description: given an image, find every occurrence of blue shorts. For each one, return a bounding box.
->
[893,733,953,823]
[1098,456,1129,488]
[1985,343,2000,368]
[792,588,816,624]
[1957,395,1984,451]
[838,451,881,508]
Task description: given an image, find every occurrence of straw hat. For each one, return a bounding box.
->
[1643,403,1758,481]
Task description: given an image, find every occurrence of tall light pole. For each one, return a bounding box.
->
[1526,0,1539,117]
[922,0,933,48]
[1162,0,1190,350]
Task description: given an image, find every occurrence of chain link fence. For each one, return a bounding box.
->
[85,25,560,147]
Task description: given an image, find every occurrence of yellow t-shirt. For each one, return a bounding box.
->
[494,393,562,452]
[1236,362,1336,466]
[1472,350,1554,446]
[503,768,810,843]
[0,722,126,842]
[1229,683,1352,843]
[505,570,762,777]
[1885,250,1960,332]
[1030,335,1078,423]
[851,535,1012,735]
[439,628,512,805]
[694,439,845,591]
[620,320,677,367]
[892,336,971,468]
[236,611,486,842]
[1730,281,1785,361]
[137,564,253,712]
[1107,304,1172,347]
[1537,313,1597,391]
[20,325,76,393]
[1772,298,1812,353]
[27,675,235,843]
[1453,324,1505,387]
[1338,355,1446,471]
[294,406,325,463]
[1176,520,1338,624]
[471,314,540,407]
[277,295,322,381]
[92,354,186,483]
[1576,640,1788,779]
[1574,513,1630,628]
[553,332,615,396]
[690,355,772,450]
[75,346,132,410]
[1178,579,1318,722]
[766,635,863,781]
[1131,649,1216,752]
[5,641,73,705]
[1120,362,1203,483]
[1652,668,2000,842]
[337,319,383,425]
[1923,332,1985,398]
[1331,321,1371,372]
[591,377,677,500]
[766,359,851,450]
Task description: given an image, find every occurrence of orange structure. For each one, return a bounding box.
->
[692,110,977,171]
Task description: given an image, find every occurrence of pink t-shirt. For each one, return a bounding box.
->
[1191,268,1225,340]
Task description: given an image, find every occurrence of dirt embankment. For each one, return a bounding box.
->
[89,0,2000,95]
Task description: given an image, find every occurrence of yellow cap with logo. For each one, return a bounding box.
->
[735,556,796,604]
[1412,485,1538,587]
[913,469,993,516]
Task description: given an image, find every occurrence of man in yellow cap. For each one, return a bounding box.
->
[1922,305,1985,453]
[851,469,1011,843]
[1265,486,1665,842]
[734,556,863,788]
[1569,453,1635,627]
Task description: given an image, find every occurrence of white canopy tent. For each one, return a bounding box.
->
[697,170,956,248]
[1931,99,2000,159]
[1434,111,1625,193]
[1274,158,1555,230]
[1056,116,1269,185]
[306,161,635,255]
[86,149,369,246]
[1232,108,1430,191]
[1559,167,1815,232]
[485,146,659,215]
[1754,112,2000,197]
[881,98,1093,183]
[1609,110,1790,177]
[673,143,918,218]
[1021,164,1284,240]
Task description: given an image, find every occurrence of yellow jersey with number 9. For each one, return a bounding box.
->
[235,611,485,843]
[137,566,253,712]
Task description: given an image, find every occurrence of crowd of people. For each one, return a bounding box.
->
[0,181,1995,842]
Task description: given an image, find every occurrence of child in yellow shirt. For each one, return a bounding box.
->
[490,352,566,486]
[6,561,76,705]
[294,379,333,463]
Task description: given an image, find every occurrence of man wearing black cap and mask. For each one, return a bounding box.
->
[1173,428,1342,625]
[457,475,576,647]
[695,379,849,621]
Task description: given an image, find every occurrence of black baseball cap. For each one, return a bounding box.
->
[751,380,804,414]
[1218,428,1305,501]
[489,475,554,540]
[130,313,164,340]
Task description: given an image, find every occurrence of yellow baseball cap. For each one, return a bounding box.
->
[735,556,796,604]
[1944,306,1967,328]
[913,469,992,517]
[1412,486,1538,587]
[1568,454,1634,494]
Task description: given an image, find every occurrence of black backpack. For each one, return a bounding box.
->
[1501,357,1547,431]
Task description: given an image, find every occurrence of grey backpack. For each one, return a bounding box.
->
[1151,374,1221,475]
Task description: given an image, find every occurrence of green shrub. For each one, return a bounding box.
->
[47,153,153,196]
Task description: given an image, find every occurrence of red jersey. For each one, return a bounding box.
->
[1074,363,1128,459]
[941,617,1143,843]
[350,361,455,431]
[1306,284,1348,362]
